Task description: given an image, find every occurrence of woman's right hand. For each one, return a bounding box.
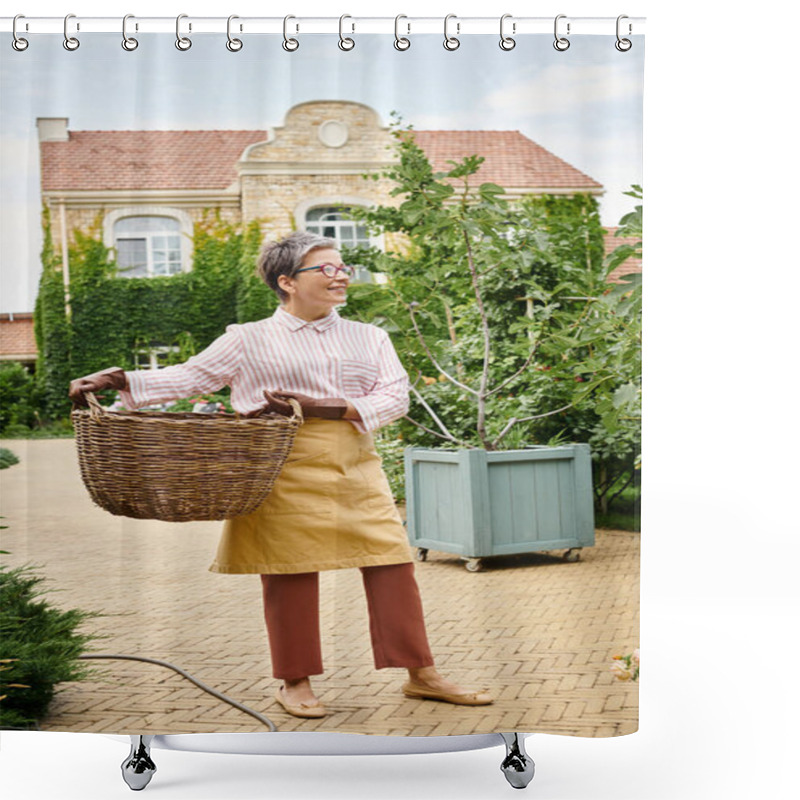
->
[245,390,295,418]
[68,367,128,406]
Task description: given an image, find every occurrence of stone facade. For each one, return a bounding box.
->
[239,101,398,239]
[40,101,402,258]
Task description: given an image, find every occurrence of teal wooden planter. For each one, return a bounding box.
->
[404,444,595,571]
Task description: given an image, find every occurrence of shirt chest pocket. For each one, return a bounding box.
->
[339,359,380,398]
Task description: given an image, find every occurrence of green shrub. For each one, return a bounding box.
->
[374,425,407,503]
[0,449,20,469]
[1,420,74,440]
[0,363,40,434]
[0,562,99,729]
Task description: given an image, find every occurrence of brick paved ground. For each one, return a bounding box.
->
[0,439,638,738]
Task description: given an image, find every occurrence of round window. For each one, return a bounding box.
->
[318,120,349,148]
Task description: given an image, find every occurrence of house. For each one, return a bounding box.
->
[2,100,634,363]
[36,101,604,280]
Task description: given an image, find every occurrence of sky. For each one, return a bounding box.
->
[0,32,643,313]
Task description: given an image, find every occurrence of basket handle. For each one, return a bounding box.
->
[78,391,105,418]
[286,397,304,424]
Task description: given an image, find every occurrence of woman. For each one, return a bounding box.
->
[69,231,492,719]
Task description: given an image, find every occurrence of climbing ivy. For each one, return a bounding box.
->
[34,206,73,420]
[34,211,276,420]
[236,220,278,323]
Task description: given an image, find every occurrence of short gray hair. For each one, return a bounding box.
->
[256,231,338,302]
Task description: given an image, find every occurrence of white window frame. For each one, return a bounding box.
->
[133,344,181,371]
[103,207,194,278]
[305,206,371,249]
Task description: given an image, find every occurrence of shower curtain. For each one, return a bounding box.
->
[0,21,643,742]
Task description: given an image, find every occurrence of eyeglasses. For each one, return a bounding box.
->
[294,263,354,279]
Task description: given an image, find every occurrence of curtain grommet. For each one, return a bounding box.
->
[553,14,570,51]
[175,14,192,51]
[12,15,29,51]
[226,15,243,52]
[394,15,411,51]
[615,15,633,51]
[443,14,460,51]
[283,15,299,52]
[499,14,516,51]
[63,14,80,51]
[338,14,355,51]
[121,14,138,51]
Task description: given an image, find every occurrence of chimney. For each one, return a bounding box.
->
[37,118,69,142]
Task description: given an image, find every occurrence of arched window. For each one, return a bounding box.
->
[305,206,369,248]
[113,216,183,278]
[305,206,374,283]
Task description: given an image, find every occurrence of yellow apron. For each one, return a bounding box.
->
[209,418,412,574]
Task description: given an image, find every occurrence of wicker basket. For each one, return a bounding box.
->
[71,392,303,522]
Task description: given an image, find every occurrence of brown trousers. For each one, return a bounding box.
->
[260,562,434,680]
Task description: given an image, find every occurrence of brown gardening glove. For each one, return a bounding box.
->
[257,390,348,420]
[68,367,128,407]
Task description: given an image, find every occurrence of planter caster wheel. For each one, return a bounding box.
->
[563,548,582,562]
[500,732,535,789]
[415,547,429,562]
[122,736,156,791]
[465,558,483,573]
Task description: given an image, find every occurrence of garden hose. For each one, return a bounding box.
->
[78,654,278,731]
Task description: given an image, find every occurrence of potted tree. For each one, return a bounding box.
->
[348,128,640,571]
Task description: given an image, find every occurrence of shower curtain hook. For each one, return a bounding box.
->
[443,14,460,51]
[338,15,355,51]
[226,15,243,51]
[176,14,192,51]
[394,15,411,50]
[615,15,633,51]
[121,14,138,51]
[499,14,516,51]
[63,13,80,51]
[553,14,570,51]
[283,15,299,51]
[12,15,29,51]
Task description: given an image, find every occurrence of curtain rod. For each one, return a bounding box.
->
[1,16,646,37]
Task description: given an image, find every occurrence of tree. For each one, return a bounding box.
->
[348,125,611,452]
[573,187,642,513]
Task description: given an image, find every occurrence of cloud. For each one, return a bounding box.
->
[484,62,644,121]
[401,60,642,138]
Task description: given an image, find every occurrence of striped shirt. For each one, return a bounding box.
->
[120,306,410,434]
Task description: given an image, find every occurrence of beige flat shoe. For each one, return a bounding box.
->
[274,686,328,718]
[402,681,494,706]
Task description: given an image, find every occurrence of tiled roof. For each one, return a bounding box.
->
[41,128,602,193]
[40,131,267,192]
[604,226,642,283]
[0,313,37,361]
[411,130,602,191]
